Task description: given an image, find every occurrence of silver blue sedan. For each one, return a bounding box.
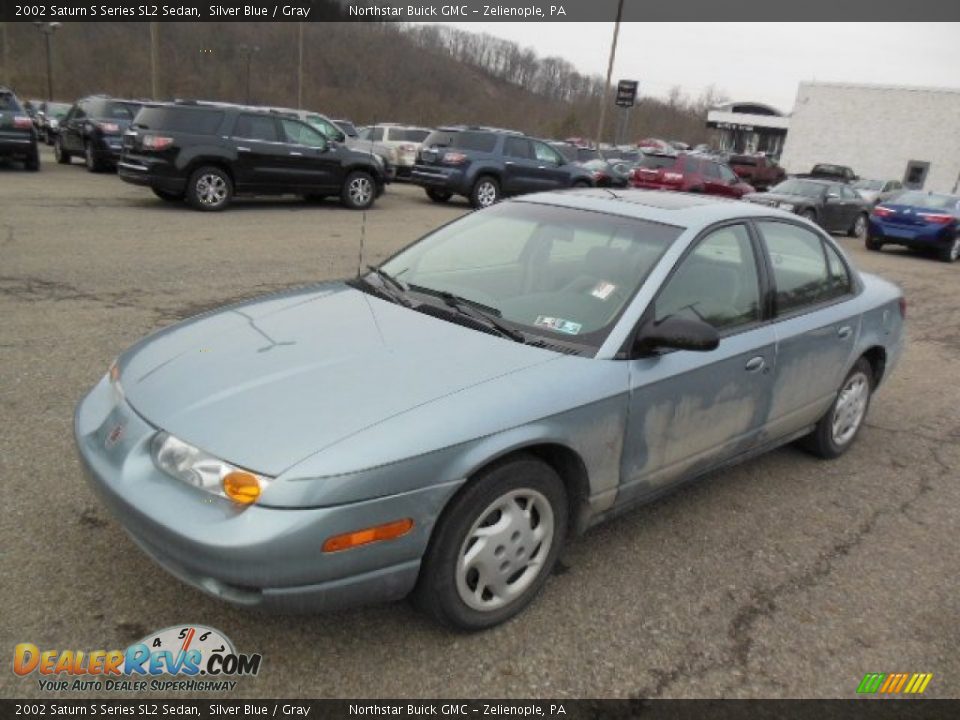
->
[76,190,905,630]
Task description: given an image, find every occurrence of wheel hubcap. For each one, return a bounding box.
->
[455,488,554,612]
[831,372,869,446]
[477,182,497,207]
[348,177,372,205]
[855,216,866,237]
[950,238,960,261]
[196,174,227,205]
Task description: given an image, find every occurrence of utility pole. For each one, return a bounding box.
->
[297,22,304,109]
[150,22,159,99]
[32,22,61,101]
[1,23,10,87]
[238,44,259,104]
[595,0,625,147]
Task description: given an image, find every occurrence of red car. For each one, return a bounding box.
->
[629,152,755,198]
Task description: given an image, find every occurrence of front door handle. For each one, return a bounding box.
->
[837,326,853,339]
[289,151,303,156]
[745,356,766,373]
[236,146,251,153]
[504,161,515,166]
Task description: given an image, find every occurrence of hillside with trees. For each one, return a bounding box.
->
[1,19,722,144]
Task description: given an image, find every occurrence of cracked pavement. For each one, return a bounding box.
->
[1,151,957,699]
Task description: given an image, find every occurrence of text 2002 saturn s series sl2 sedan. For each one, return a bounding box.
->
[76,190,905,630]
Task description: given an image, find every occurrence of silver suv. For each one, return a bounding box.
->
[357,123,431,179]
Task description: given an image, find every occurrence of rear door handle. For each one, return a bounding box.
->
[837,326,853,339]
[745,356,766,373]
[504,161,514,166]
[289,151,303,156]
[237,146,251,153]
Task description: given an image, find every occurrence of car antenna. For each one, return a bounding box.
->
[356,211,367,278]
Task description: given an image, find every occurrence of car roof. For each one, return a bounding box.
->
[512,188,799,227]
[434,125,524,135]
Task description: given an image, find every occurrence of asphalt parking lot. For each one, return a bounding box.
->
[1,150,958,700]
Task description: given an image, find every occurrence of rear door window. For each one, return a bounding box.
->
[504,137,534,159]
[758,221,849,314]
[233,114,279,142]
[280,119,327,147]
[682,156,701,174]
[533,141,564,165]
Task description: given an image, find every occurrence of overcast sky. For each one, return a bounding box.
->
[436,22,960,112]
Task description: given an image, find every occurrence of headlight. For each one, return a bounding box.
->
[151,432,272,506]
[778,202,795,211]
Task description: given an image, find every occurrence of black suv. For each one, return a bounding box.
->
[55,95,144,171]
[0,86,40,171]
[411,126,594,208]
[118,102,386,211]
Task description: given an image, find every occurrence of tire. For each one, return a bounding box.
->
[426,188,452,203]
[413,454,568,631]
[800,358,873,459]
[572,179,591,189]
[865,235,884,252]
[801,208,818,223]
[186,166,233,211]
[152,188,184,203]
[54,137,70,164]
[848,212,868,238]
[469,175,500,209]
[84,142,101,173]
[24,153,39,172]
[341,170,376,210]
[939,236,960,263]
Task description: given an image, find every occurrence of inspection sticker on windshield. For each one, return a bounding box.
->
[535,316,582,335]
[591,281,618,300]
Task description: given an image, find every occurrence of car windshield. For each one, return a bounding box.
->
[47,102,70,117]
[104,101,140,119]
[636,154,677,170]
[576,148,600,162]
[422,130,498,152]
[890,191,960,212]
[771,179,826,198]
[853,179,883,191]
[334,120,357,137]
[0,92,22,111]
[392,128,429,142]
[380,202,682,347]
[729,155,758,166]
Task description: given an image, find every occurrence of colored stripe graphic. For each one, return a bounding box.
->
[858,672,932,695]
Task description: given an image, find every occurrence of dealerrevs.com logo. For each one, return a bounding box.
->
[13,625,262,692]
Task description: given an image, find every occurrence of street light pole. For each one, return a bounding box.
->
[33,22,61,101]
[150,22,159,99]
[238,44,260,104]
[595,0,625,147]
[297,23,304,109]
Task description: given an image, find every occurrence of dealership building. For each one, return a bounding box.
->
[708,82,960,194]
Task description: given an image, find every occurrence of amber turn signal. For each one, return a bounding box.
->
[222,471,262,505]
[322,518,414,553]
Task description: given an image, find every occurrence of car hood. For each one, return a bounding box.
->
[119,282,558,476]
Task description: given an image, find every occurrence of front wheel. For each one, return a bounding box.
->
[469,176,500,209]
[186,166,233,211]
[24,153,39,171]
[939,236,960,263]
[54,138,70,164]
[800,358,873,459]
[848,212,868,238]
[572,179,591,189]
[341,170,376,210]
[801,208,818,223]
[84,142,102,173]
[413,454,568,631]
[865,235,883,252]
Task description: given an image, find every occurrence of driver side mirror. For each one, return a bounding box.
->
[632,316,719,357]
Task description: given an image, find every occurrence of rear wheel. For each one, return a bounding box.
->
[800,358,873,459]
[413,454,568,631]
[152,188,184,203]
[426,188,452,203]
[801,208,818,223]
[469,176,500,209]
[341,170,376,210]
[54,137,70,164]
[572,179,591,189]
[865,235,884,252]
[24,153,39,171]
[939,236,960,263]
[848,212,868,238]
[186,166,233,211]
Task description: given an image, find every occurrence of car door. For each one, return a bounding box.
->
[716,163,743,197]
[501,136,540,194]
[820,183,850,230]
[700,161,725,195]
[62,102,86,152]
[754,220,859,439]
[530,140,573,191]
[619,222,777,504]
[277,118,341,191]
[229,113,286,191]
[838,184,863,228]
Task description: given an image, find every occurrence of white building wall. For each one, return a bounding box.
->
[780,82,960,193]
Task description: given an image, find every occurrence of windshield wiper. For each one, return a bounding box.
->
[367,264,408,295]
[410,285,526,343]
[348,273,413,308]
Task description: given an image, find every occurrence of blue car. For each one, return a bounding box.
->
[76,190,905,630]
[866,190,960,262]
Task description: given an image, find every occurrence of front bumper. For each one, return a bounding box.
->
[74,375,448,612]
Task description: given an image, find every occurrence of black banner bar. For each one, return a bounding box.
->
[3,0,960,23]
